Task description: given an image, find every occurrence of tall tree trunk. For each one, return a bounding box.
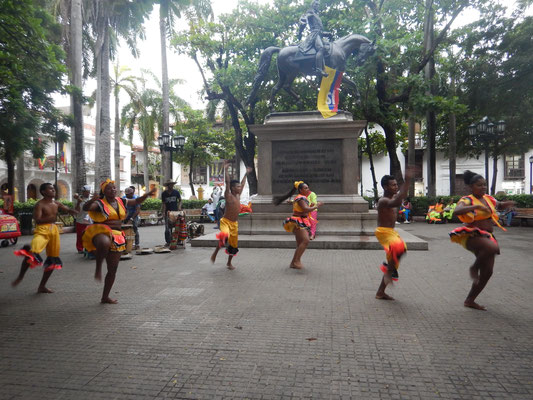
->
[143,142,150,193]
[383,123,403,185]
[95,46,102,191]
[449,112,457,196]
[408,115,416,198]
[97,26,111,184]
[375,58,403,186]
[114,61,121,192]
[225,101,257,195]
[364,127,378,202]
[16,155,25,202]
[491,151,498,195]
[424,0,436,197]
[70,0,85,194]
[188,154,196,197]
[160,10,170,185]
[5,148,15,196]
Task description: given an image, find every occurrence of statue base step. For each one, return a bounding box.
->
[237,212,378,236]
[190,229,428,251]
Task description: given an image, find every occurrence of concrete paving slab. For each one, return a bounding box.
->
[0,222,531,399]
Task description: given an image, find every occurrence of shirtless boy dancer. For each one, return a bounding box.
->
[375,168,414,300]
[12,183,77,293]
[211,160,252,270]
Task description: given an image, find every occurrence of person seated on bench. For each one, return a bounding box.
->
[442,198,457,221]
[426,198,445,224]
[503,206,517,227]
[398,198,412,224]
[202,198,216,222]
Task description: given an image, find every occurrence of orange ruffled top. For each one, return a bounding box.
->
[457,194,505,231]
[83,197,127,252]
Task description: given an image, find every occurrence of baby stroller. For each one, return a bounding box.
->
[0,209,21,247]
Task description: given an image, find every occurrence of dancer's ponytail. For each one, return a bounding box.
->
[273,187,297,206]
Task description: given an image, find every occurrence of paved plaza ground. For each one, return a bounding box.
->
[0,221,532,399]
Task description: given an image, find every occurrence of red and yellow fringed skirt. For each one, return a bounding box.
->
[283,215,311,233]
[82,224,126,253]
[449,226,499,253]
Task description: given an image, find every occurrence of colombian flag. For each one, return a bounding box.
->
[317,66,343,119]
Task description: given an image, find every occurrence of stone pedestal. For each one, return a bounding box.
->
[240,111,376,236]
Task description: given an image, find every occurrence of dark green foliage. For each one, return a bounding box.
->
[0,0,67,193]
[140,198,206,210]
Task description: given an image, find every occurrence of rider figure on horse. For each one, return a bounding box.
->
[297,0,332,77]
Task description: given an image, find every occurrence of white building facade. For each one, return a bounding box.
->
[359,125,532,198]
[0,109,132,201]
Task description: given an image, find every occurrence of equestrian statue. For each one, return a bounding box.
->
[247,0,376,110]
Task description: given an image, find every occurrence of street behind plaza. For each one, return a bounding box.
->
[0,222,532,399]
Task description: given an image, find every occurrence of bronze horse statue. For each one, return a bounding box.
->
[247,33,376,110]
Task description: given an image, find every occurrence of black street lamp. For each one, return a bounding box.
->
[529,155,533,195]
[158,132,185,181]
[468,116,506,187]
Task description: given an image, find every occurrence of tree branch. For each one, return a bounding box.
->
[416,4,465,74]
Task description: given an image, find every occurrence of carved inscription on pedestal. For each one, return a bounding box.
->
[272,139,343,194]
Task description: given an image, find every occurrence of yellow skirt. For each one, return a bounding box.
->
[82,224,126,253]
[216,217,239,255]
[375,227,407,267]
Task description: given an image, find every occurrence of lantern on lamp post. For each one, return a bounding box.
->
[158,131,185,181]
[468,117,506,189]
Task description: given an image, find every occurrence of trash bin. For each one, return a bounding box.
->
[19,213,33,235]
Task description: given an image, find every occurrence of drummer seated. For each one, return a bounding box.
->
[202,199,216,222]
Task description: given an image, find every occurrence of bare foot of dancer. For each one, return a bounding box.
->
[464,301,486,311]
[290,262,303,269]
[94,268,102,282]
[227,264,235,270]
[375,293,395,300]
[11,279,22,288]
[37,287,54,294]
[101,297,118,304]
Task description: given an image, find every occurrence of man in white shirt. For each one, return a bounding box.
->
[202,198,216,222]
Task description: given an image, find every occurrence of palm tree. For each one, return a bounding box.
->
[111,62,138,192]
[48,0,86,193]
[70,0,86,193]
[121,78,161,191]
[85,0,153,186]
[158,0,212,182]
[141,69,188,183]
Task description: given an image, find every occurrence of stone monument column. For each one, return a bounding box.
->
[239,111,377,236]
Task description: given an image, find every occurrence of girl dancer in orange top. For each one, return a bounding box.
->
[83,179,156,304]
[274,181,322,269]
[450,171,515,310]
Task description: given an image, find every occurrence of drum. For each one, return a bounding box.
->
[122,224,134,253]
[168,210,184,224]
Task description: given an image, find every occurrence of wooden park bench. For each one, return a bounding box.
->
[138,210,163,226]
[183,209,208,223]
[514,208,533,226]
